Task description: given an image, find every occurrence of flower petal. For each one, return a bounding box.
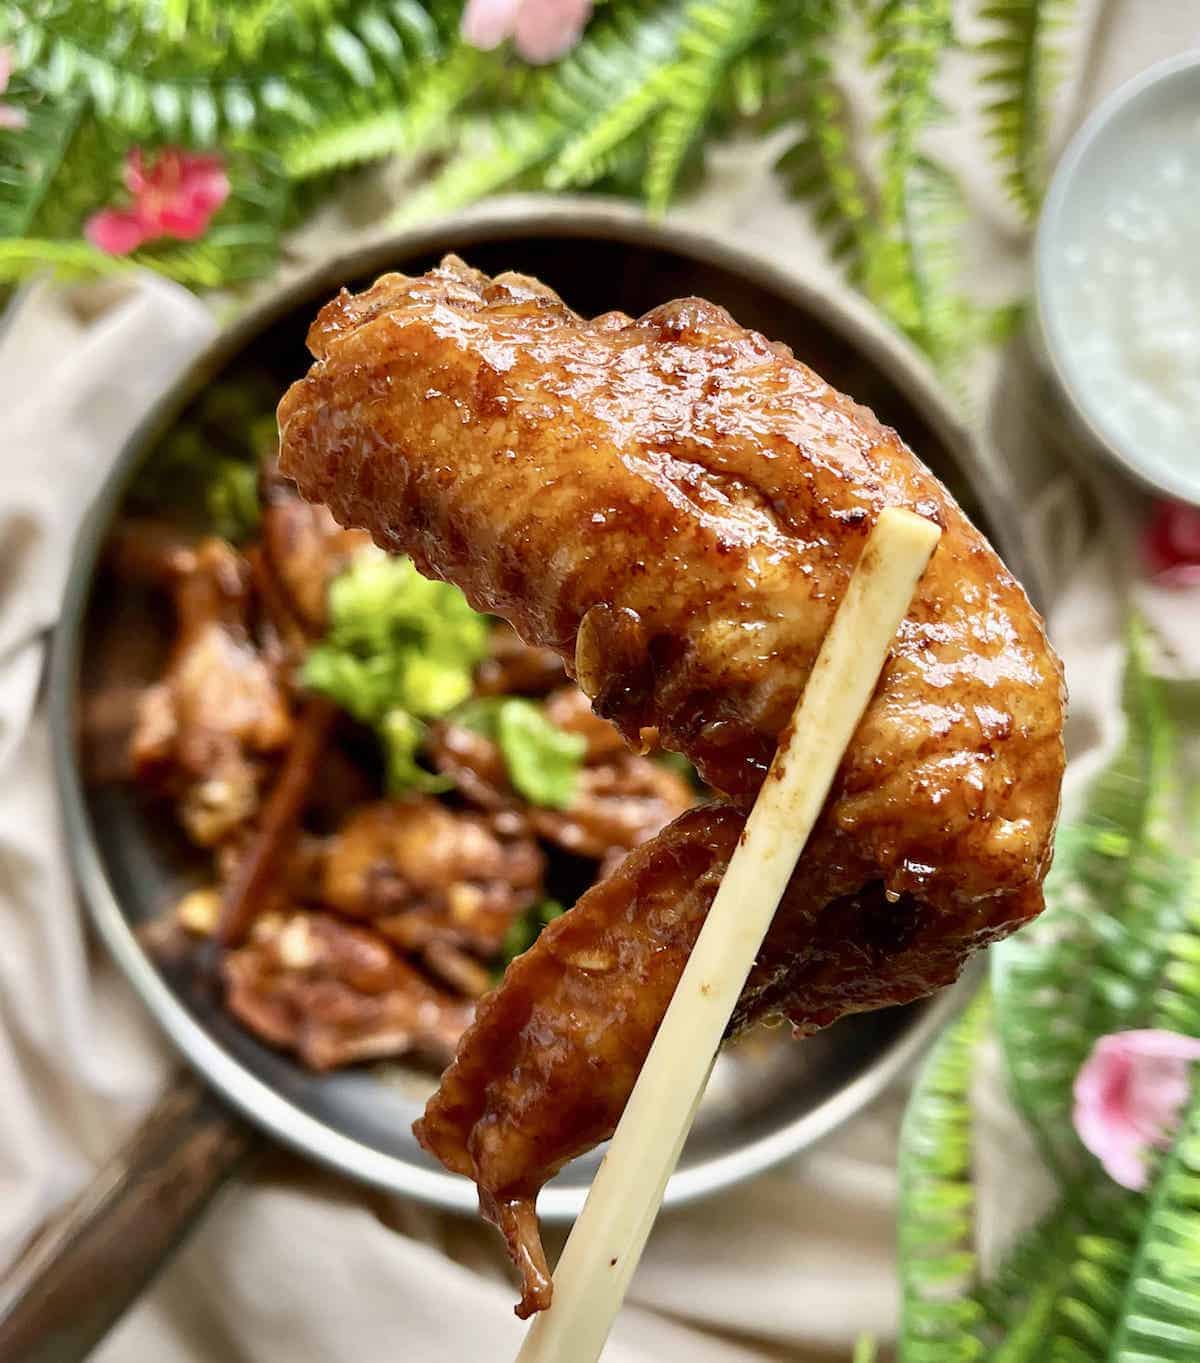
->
[1073,1029,1200,1190]
[1143,499,1200,588]
[157,159,230,240]
[461,0,523,50]
[513,0,592,63]
[85,207,149,255]
[0,102,26,131]
[0,46,13,95]
[123,146,149,196]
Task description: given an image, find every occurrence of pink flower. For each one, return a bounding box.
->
[461,0,592,63]
[1073,1029,1200,1190]
[85,147,230,255]
[1141,499,1200,589]
[0,46,27,131]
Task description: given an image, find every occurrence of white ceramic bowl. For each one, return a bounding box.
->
[1035,51,1200,505]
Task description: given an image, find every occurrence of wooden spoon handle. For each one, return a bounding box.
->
[0,1072,257,1363]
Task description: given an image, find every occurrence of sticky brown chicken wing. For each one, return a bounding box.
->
[130,537,293,845]
[321,798,544,994]
[277,257,1066,1314]
[223,908,471,1069]
[429,686,695,864]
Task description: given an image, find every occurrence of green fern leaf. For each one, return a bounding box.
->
[871,0,954,225]
[1154,858,1200,1040]
[898,155,980,375]
[976,1199,1086,1352]
[867,0,981,371]
[283,44,483,179]
[543,4,685,191]
[644,0,764,213]
[392,110,565,224]
[1108,1079,1200,1363]
[395,0,716,222]
[992,623,1187,1178]
[977,0,1078,217]
[775,40,884,277]
[0,237,129,281]
[0,79,87,237]
[897,990,990,1362]
[4,0,445,146]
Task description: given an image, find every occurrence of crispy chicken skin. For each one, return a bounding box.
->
[278,256,1066,1313]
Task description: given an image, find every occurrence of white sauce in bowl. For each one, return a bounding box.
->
[1038,56,1200,503]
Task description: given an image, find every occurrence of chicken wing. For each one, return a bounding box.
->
[277,257,1065,1313]
[223,908,472,1069]
[130,537,293,845]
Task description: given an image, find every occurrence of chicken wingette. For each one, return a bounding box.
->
[278,256,1066,1315]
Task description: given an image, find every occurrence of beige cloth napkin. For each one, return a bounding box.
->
[2,6,1198,1360]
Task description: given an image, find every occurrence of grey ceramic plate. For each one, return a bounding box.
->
[51,205,1020,1223]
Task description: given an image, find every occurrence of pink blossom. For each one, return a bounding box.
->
[461,0,592,63]
[85,147,230,255]
[1074,1029,1200,1190]
[1141,499,1200,588]
[0,46,27,131]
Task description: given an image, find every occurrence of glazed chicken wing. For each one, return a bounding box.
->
[223,908,471,1069]
[130,537,293,845]
[429,687,695,863]
[321,798,544,994]
[277,257,1066,1314]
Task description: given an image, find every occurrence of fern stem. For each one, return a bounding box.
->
[978,0,1078,218]
[898,990,989,1362]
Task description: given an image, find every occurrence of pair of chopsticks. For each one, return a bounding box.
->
[518,508,942,1363]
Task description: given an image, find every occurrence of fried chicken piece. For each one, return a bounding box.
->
[321,799,544,970]
[428,686,694,863]
[223,909,472,1069]
[259,463,371,636]
[475,623,567,698]
[277,257,1066,1312]
[530,689,695,860]
[130,538,293,845]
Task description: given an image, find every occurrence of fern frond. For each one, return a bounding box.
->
[644,0,764,213]
[871,0,954,225]
[0,237,129,282]
[897,990,989,1362]
[1046,1203,1145,1362]
[395,0,716,222]
[992,623,1187,1178]
[6,1,309,140]
[975,1198,1085,1350]
[0,80,87,237]
[775,43,882,274]
[869,0,984,376]
[1107,1079,1200,1363]
[898,155,979,375]
[392,110,565,224]
[78,0,337,62]
[5,0,444,145]
[978,0,1078,217]
[283,44,483,179]
[543,4,685,191]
